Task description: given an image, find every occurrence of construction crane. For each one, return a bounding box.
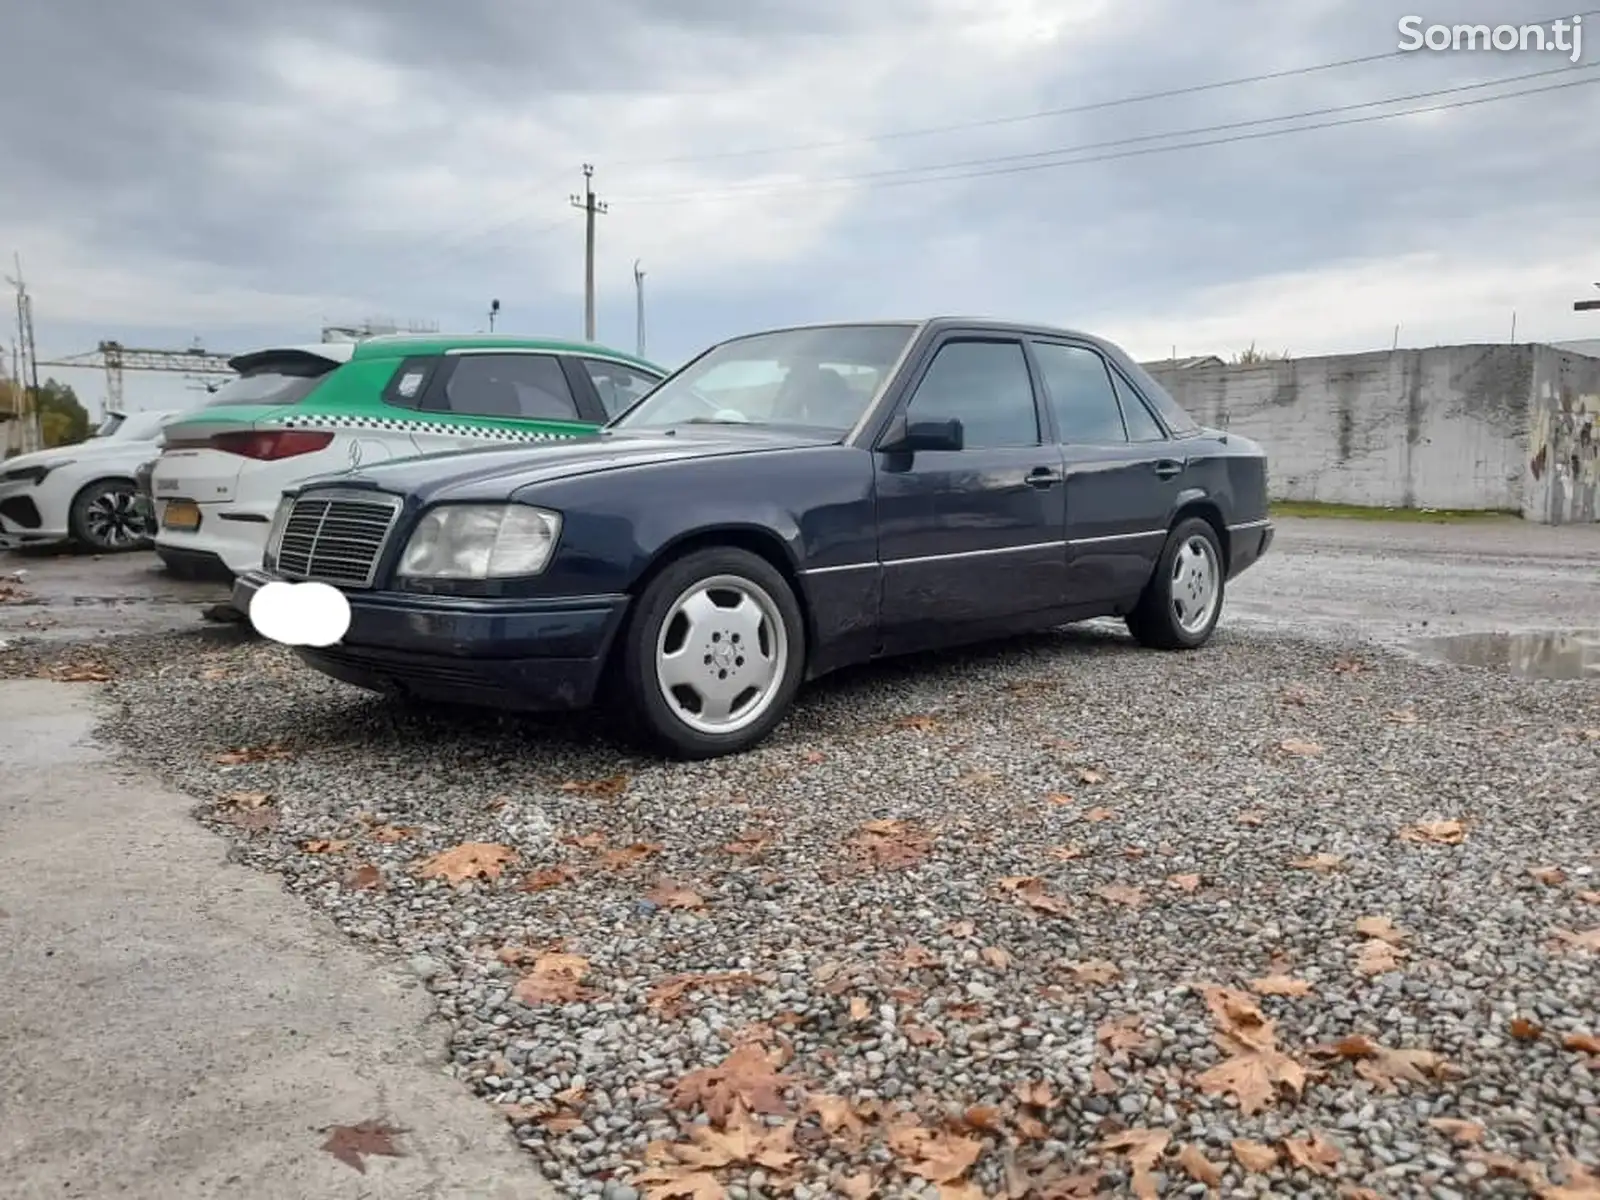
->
[34,340,238,419]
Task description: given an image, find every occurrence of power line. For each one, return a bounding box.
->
[617,62,1595,204]
[611,69,1600,206]
[611,7,1599,168]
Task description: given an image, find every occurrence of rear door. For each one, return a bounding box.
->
[1028,338,1185,607]
[873,334,1067,652]
[410,351,602,454]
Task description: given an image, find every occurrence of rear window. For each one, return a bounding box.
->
[204,358,336,408]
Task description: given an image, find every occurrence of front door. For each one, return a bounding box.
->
[1029,339,1185,607]
[873,336,1068,653]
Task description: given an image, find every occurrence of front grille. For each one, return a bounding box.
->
[274,492,402,588]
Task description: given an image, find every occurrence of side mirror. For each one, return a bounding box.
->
[878,415,964,454]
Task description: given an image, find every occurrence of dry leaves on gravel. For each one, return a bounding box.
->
[1398,819,1469,845]
[1290,852,1344,873]
[512,952,596,1005]
[1550,927,1600,953]
[214,742,294,765]
[994,875,1072,917]
[886,1122,984,1185]
[670,1042,799,1128]
[1192,985,1307,1115]
[1095,1129,1169,1199]
[1278,738,1324,756]
[1309,1033,1455,1091]
[557,773,630,798]
[417,842,517,884]
[848,819,933,870]
[1250,974,1313,997]
[645,881,707,909]
[39,662,114,682]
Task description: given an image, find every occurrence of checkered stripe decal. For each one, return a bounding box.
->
[267,413,584,442]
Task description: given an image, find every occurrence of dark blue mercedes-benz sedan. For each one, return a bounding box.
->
[235,318,1273,759]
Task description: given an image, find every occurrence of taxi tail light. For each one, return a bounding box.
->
[202,431,335,460]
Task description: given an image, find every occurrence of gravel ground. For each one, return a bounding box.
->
[3,621,1598,1199]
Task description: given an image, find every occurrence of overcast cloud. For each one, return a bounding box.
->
[2,0,1597,410]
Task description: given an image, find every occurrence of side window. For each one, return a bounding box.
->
[581,358,661,419]
[438,354,581,421]
[903,340,1039,449]
[1111,371,1167,442]
[1031,343,1128,444]
[383,356,437,411]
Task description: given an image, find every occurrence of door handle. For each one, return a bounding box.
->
[1153,459,1185,479]
[1025,466,1062,488]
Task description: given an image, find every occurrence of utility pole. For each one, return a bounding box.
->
[5,254,41,453]
[633,260,646,359]
[570,164,607,342]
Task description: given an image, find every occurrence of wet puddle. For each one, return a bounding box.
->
[1408,629,1600,681]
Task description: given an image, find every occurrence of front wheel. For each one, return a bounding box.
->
[618,546,806,759]
[1126,516,1225,650]
[69,478,151,552]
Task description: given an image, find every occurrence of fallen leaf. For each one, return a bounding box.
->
[1528,865,1567,886]
[1279,738,1324,756]
[1096,1128,1170,1199]
[558,774,629,798]
[320,1120,406,1173]
[1046,792,1074,806]
[43,663,114,682]
[1582,892,1600,905]
[1048,844,1085,861]
[345,864,383,890]
[1083,807,1116,822]
[722,833,771,856]
[980,946,1013,971]
[1250,974,1312,997]
[1177,1142,1223,1187]
[1097,1014,1154,1057]
[847,996,871,1021]
[1355,940,1406,976]
[1122,846,1147,860]
[1355,915,1407,944]
[802,750,826,765]
[1077,768,1104,784]
[1167,873,1202,892]
[1282,1132,1342,1176]
[1552,927,1600,953]
[647,972,757,1018]
[996,875,1072,916]
[1332,656,1368,674]
[645,882,707,910]
[1510,1017,1544,1041]
[1427,1117,1485,1145]
[512,952,595,1005]
[299,839,350,854]
[1095,884,1146,908]
[1194,987,1307,1114]
[671,1043,798,1127]
[1290,853,1343,872]
[947,920,977,938]
[1232,1139,1279,1173]
[1069,959,1121,985]
[368,825,415,844]
[957,769,998,788]
[1091,1065,1117,1094]
[893,714,941,732]
[599,842,663,871]
[418,842,517,884]
[632,1166,726,1200]
[1528,1158,1600,1200]
[1235,809,1267,826]
[835,1171,877,1200]
[886,1123,984,1184]
[1561,1032,1600,1054]
[224,806,280,832]
[1387,708,1419,724]
[1310,1034,1452,1091]
[1398,819,1468,845]
[959,1105,1005,1133]
[522,865,578,891]
[217,790,273,808]
[850,819,934,870]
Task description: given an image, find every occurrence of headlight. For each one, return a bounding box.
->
[263,495,294,568]
[2,460,71,485]
[397,504,562,579]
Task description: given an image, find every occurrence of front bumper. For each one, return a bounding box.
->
[0,484,67,548]
[232,570,632,712]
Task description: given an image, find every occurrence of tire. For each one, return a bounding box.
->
[68,477,151,553]
[1126,516,1226,650]
[617,546,807,759]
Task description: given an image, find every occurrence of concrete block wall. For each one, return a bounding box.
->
[1144,344,1598,523]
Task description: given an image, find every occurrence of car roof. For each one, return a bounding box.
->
[347,333,661,372]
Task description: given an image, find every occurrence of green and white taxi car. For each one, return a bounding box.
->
[150,333,665,579]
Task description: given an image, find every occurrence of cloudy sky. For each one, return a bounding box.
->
[3,0,1598,412]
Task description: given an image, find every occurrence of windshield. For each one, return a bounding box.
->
[90,414,124,439]
[610,323,916,434]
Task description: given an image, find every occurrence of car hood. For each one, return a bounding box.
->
[2,436,161,474]
[293,425,836,504]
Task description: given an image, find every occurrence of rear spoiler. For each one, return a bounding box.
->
[228,344,355,375]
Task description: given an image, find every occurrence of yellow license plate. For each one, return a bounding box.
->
[162,500,201,532]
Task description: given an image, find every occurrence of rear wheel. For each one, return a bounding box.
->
[1126,516,1225,649]
[618,546,806,759]
[69,478,150,552]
